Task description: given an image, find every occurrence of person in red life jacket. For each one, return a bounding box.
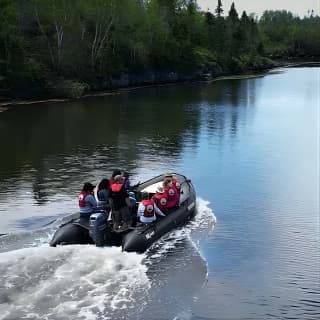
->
[79,182,98,219]
[109,175,132,230]
[164,173,181,206]
[137,192,165,224]
[152,185,168,214]
[163,177,178,209]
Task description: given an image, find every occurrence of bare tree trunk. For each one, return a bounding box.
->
[54,22,64,67]
[34,5,55,66]
[90,11,115,68]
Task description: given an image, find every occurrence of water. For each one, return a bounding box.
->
[0,67,319,319]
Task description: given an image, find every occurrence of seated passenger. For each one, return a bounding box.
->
[152,185,168,214]
[163,177,178,209]
[137,192,165,224]
[97,178,111,211]
[79,182,98,219]
[164,173,181,206]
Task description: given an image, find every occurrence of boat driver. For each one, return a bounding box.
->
[109,175,132,230]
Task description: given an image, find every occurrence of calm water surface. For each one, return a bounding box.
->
[0,67,319,320]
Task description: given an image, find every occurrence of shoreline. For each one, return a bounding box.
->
[1,61,319,110]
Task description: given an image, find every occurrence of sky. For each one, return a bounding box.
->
[197,0,320,17]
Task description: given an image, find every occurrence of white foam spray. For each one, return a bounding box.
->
[0,245,149,320]
[0,197,216,320]
[146,197,216,262]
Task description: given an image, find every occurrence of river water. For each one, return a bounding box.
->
[0,67,319,320]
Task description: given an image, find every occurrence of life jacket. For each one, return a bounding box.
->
[172,178,181,205]
[142,199,155,218]
[164,186,176,201]
[172,178,181,191]
[111,183,124,193]
[78,191,92,208]
[153,193,167,211]
[110,178,118,187]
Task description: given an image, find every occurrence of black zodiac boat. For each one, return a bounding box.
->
[50,173,196,252]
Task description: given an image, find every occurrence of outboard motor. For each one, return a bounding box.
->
[89,211,112,247]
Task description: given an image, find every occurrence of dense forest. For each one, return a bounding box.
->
[0,0,319,100]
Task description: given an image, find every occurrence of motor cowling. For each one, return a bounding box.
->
[89,211,112,247]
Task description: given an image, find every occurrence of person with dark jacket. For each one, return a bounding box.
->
[97,178,110,211]
[109,175,132,230]
[123,171,131,191]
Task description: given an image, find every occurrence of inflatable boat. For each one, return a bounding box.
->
[50,173,196,252]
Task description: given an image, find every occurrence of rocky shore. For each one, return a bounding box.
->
[1,60,319,109]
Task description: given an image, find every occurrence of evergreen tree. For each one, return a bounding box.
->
[215,0,223,17]
[228,2,239,24]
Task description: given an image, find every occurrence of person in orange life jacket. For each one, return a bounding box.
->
[163,177,178,208]
[164,173,181,206]
[109,175,132,230]
[152,185,169,214]
[97,178,110,211]
[110,169,121,186]
[79,182,98,218]
[137,192,165,223]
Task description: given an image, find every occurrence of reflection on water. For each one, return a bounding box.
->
[0,77,258,231]
[0,67,319,320]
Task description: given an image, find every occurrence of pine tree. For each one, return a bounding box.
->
[228,2,239,23]
[215,0,223,17]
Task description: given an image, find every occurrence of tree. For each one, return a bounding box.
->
[215,0,223,17]
[0,0,21,90]
[228,2,239,24]
[225,2,240,56]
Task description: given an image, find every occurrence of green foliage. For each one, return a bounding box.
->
[52,80,89,98]
[259,10,320,57]
[0,0,318,99]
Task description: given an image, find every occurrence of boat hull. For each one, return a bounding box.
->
[122,194,196,252]
[50,222,94,246]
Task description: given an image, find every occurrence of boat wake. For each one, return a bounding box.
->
[145,197,216,261]
[0,245,149,319]
[0,197,215,320]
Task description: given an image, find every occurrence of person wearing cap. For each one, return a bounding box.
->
[78,182,98,218]
[109,175,132,230]
[152,185,168,213]
[137,192,166,224]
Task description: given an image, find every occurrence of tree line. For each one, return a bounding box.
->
[0,0,319,99]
